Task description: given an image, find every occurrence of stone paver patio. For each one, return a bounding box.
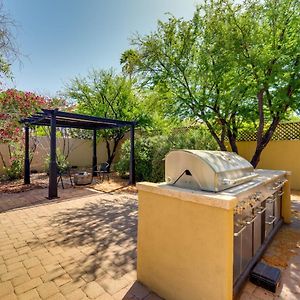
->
[0,187,299,299]
[0,189,156,300]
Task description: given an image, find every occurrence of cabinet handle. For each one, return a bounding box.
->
[257,207,266,214]
[223,173,258,185]
[266,194,277,203]
[234,225,247,237]
[266,216,277,225]
[246,215,258,225]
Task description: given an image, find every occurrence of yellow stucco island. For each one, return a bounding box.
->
[137,172,291,300]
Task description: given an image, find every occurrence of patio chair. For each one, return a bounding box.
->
[96,162,110,182]
[57,166,74,189]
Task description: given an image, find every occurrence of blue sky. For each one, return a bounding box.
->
[3,0,197,96]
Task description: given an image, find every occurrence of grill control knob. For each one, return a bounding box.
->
[272,179,285,190]
[254,192,262,201]
[249,192,262,204]
[234,202,247,214]
[234,207,242,214]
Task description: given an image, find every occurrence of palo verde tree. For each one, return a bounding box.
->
[225,0,300,166]
[65,69,148,170]
[122,0,300,167]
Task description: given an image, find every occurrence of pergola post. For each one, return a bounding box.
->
[24,126,30,184]
[48,110,58,199]
[129,124,135,185]
[92,129,97,176]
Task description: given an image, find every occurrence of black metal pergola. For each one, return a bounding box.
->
[20,109,136,199]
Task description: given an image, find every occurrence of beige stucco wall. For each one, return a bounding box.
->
[236,140,300,190]
[137,186,234,300]
[0,136,124,175]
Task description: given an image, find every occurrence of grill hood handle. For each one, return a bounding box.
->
[172,169,192,185]
[222,173,258,186]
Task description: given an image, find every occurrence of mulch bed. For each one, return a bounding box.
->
[0,173,48,194]
[0,172,137,194]
[90,172,137,194]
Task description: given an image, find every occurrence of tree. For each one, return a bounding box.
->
[124,0,300,167]
[120,49,141,80]
[0,1,19,80]
[225,0,300,166]
[65,69,148,169]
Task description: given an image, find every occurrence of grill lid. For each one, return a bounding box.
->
[165,150,257,192]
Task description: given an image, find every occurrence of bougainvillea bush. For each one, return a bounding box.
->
[0,89,48,180]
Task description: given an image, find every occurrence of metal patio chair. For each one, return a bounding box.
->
[57,166,74,189]
[96,162,110,182]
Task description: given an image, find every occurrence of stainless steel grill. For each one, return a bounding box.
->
[165,149,257,192]
[164,149,288,294]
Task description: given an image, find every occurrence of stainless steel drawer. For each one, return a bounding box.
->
[233,215,254,283]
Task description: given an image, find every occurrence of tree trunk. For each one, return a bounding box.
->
[256,88,265,145]
[105,135,124,172]
[227,128,238,154]
[204,120,227,151]
[105,139,112,171]
[29,138,38,164]
[230,115,239,154]
[250,116,280,167]
[0,150,6,168]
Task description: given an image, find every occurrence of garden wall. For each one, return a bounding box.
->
[0,136,125,175]
[236,140,300,190]
[1,133,299,191]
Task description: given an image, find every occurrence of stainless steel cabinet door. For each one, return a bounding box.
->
[265,197,276,237]
[253,210,263,253]
[233,230,242,284]
[274,190,283,224]
[241,223,253,272]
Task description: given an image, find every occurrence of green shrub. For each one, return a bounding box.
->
[116,127,218,182]
[116,136,161,182]
[2,145,24,181]
[45,150,69,173]
[3,157,23,180]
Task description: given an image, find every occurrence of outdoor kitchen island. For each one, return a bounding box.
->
[137,151,291,300]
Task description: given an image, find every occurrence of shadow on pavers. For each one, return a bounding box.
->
[27,195,138,281]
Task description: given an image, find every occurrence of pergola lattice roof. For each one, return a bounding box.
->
[21,109,136,129]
